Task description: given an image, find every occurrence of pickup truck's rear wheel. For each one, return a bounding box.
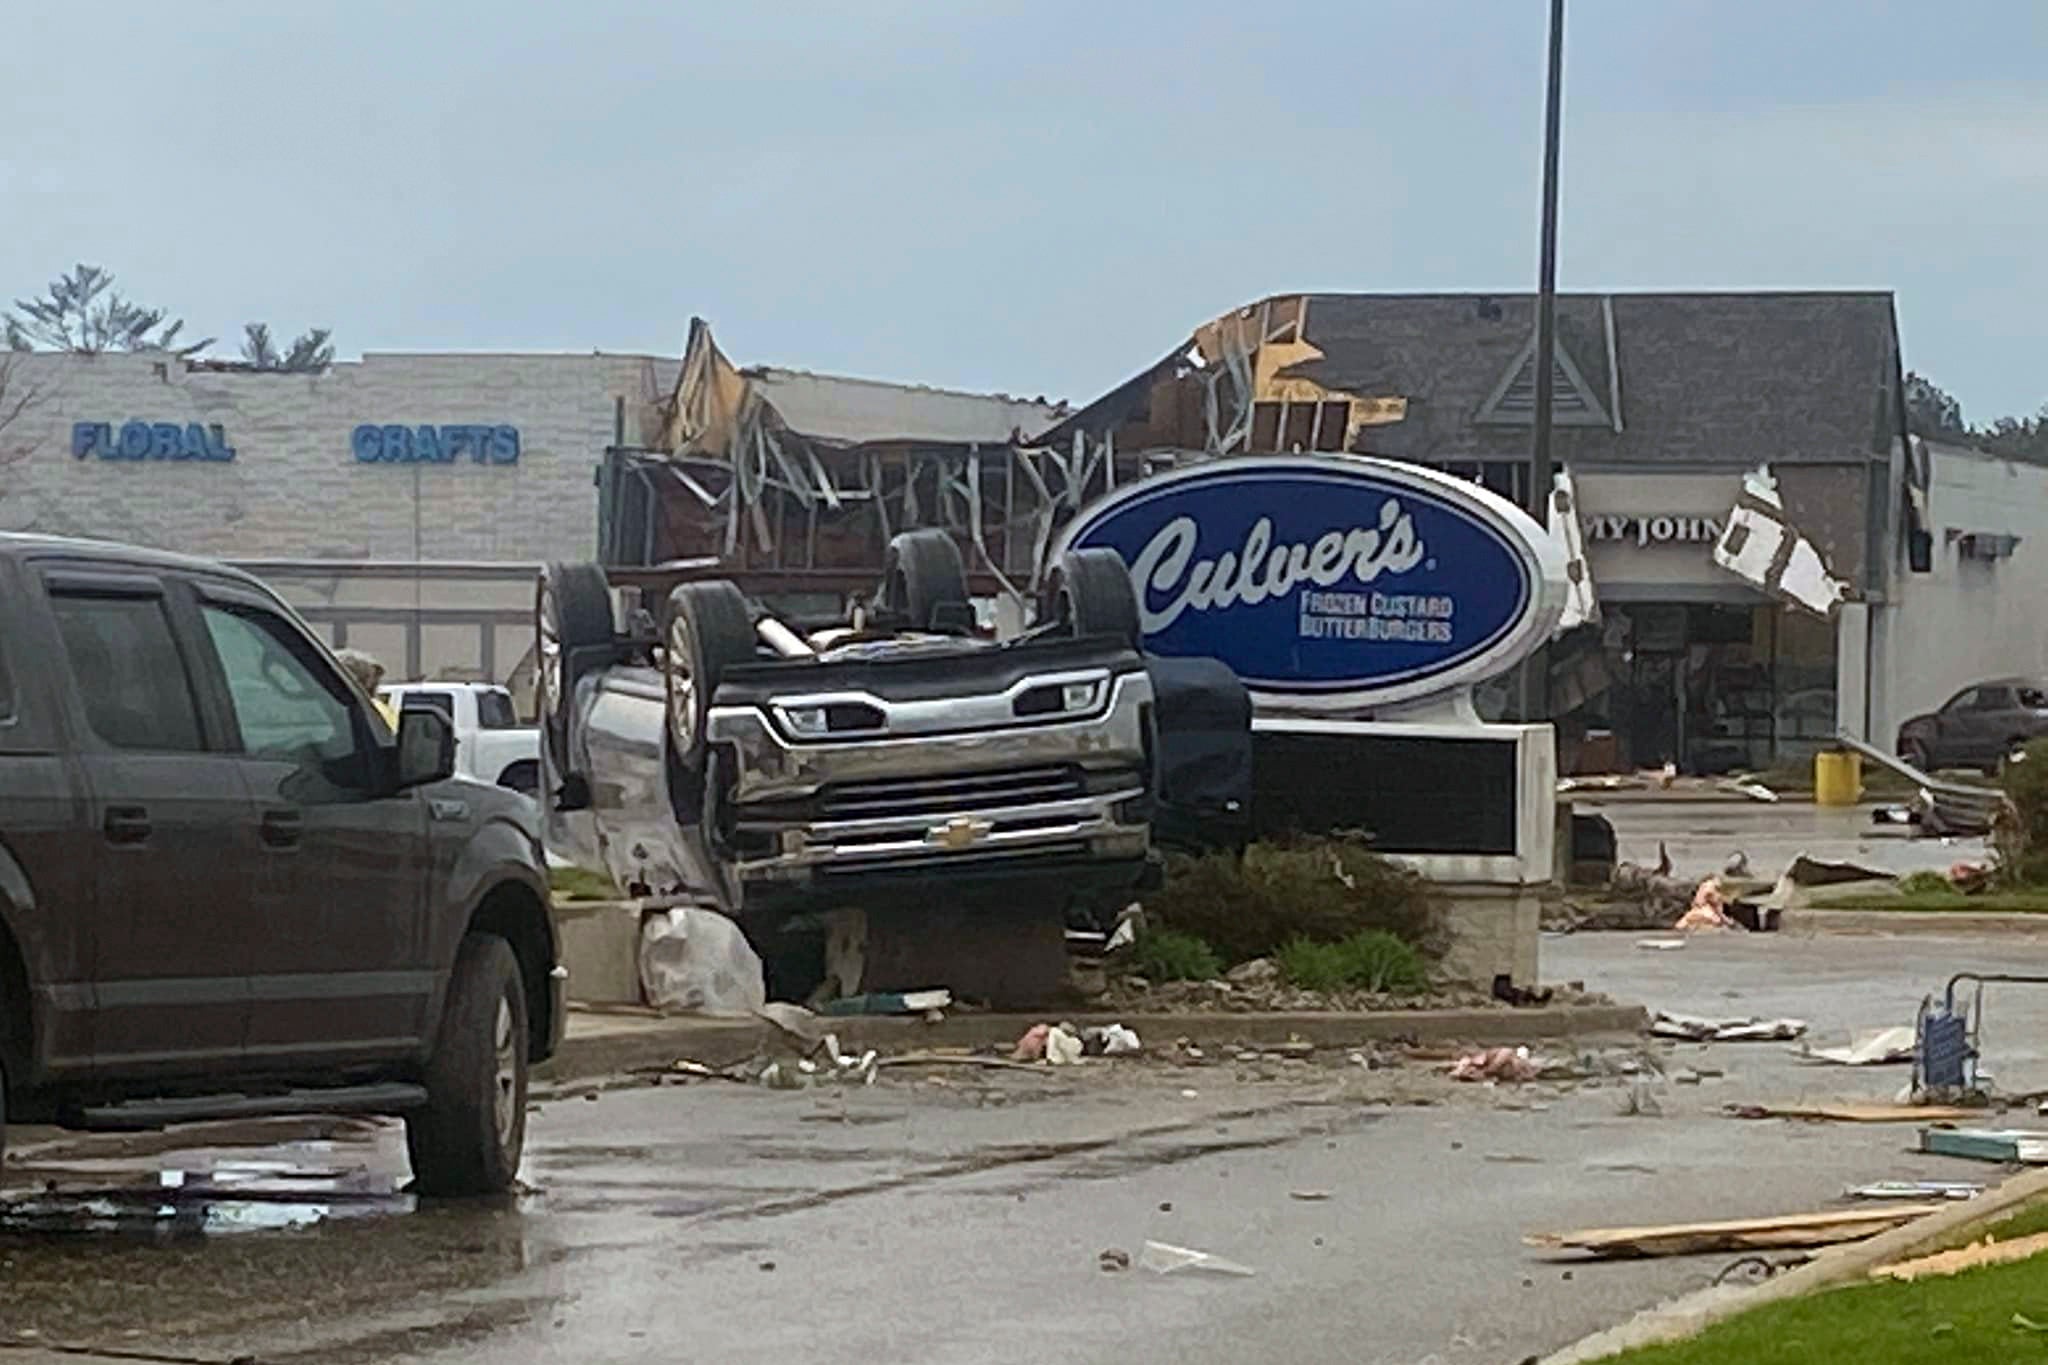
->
[1049,546,1142,647]
[883,529,969,631]
[538,563,614,763]
[664,582,756,819]
[406,935,527,1198]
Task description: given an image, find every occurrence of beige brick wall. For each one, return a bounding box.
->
[0,350,678,562]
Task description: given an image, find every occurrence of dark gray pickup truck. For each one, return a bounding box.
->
[0,534,562,1194]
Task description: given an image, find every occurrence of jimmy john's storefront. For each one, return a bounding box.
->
[1549,469,1848,776]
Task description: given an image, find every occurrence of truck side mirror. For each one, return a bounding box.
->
[555,772,592,813]
[396,709,457,788]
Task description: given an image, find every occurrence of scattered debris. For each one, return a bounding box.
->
[1849,1180,1983,1202]
[1652,1012,1808,1043]
[1011,1023,1050,1061]
[1098,1247,1132,1273]
[1674,877,1737,932]
[1527,1205,1948,1259]
[1492,975,1555,1007]
[1758,855,1898,910]
[1722,781,1780,804]
[821,989,952,1017]
[1138,1240,1256,1277]
[1711,464,1851,618]
[1919,1128,2048,1164]
[1636,938,1687,952]
[639,906,767,1015]
[1727,1102,1983,1123]
[1873,1231,2048,1282]
[1288,1189,1332,1202]
[1723,851,1753,878]
[1081,1024,1143,1056]
[1802,1026,1917,1067]
[1448,1047,1542,1083]
[1105,904,1143,952]
[1044,1025,1084,1067]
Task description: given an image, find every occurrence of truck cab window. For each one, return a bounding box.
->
[50,593,205,752]
[477,689,520,729]
[201,604,361,773]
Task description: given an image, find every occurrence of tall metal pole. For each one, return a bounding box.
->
[1526,0,1566,723]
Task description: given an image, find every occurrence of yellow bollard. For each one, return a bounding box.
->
[1814,749,1862,807]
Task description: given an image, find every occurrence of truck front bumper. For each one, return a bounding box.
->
[706,670,1154,891]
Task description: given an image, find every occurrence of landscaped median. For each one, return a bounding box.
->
[1547,1169,2048,1364]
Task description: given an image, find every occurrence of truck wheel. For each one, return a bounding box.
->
[1900,736,1931,772]
[407,934,528,1198]
[538,563,613,761]
[883,530,969,630]
[1049,547,1142,647]
[664,582,756,815]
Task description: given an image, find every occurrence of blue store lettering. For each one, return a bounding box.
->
[72,421,235,463]
[351,424,521,466]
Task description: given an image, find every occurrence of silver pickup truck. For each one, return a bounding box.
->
[537,531,1173,999]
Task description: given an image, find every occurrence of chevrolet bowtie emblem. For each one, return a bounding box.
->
[927,817,994,850]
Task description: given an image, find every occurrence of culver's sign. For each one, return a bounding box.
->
[1058,456,1568,709]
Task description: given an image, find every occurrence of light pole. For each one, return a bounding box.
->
[1526,0,1566,724]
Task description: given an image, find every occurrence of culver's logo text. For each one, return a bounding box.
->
[1129,498,1427,633]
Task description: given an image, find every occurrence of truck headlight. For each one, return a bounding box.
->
[783,705,830,737]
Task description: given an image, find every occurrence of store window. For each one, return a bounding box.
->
[1772,611,1837,761]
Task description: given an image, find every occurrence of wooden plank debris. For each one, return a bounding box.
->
[1526,1205,1948,1258]
[1726,1102,1986,1123]
[1874,1230,2048,1282]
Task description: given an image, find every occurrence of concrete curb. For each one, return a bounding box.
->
[1540,1165,2048,1363]
[537,1003,1649,1084]
[1782,908,2048,937]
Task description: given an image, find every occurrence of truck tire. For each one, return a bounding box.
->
[406,934,528,1198]
[1049,547,1141,647]
[538,563,613,761]
[663,582,756,818]
[882,530,969,630]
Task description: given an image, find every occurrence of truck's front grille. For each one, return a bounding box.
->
[817,765,1086,821]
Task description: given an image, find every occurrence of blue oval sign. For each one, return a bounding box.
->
[1058,456,1566,709]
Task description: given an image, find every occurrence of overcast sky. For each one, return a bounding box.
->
[5,2,2043,423]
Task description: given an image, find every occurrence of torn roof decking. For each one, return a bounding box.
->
[632,320,1102,585]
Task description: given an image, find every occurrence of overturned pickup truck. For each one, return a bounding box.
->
[538,531,1247,1001]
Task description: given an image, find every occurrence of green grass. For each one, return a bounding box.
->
[1813,890,2048,914]
[548,865,620,901]
[1589,1247,2048,1364]
[1128,928,1224,983]
[1966,1199,2048,1249]
[1275,930,1429,994]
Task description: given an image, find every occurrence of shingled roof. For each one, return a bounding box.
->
[1045,291,1903,467]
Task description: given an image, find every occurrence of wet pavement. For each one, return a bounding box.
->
[1582,797,1988,881]
[10,926,2048,1365]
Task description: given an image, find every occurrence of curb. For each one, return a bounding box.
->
[1782,909,2048,937]
[537,1003,1649,1084]
[1540,1166,2048,1363]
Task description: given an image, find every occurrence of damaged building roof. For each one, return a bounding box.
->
[658,317,1067,454]
[1040,291,1903,467]
[739,365,1069,447]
